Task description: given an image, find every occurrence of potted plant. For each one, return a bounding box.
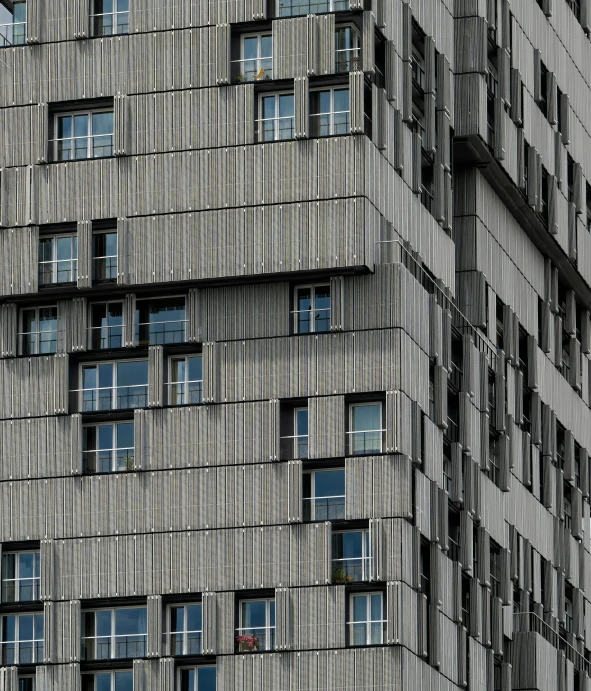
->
[233,73,246,84]
[236,634,259,652]
[332,566,354,584]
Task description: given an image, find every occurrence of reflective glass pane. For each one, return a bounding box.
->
[314,470,344,498]
[114,672,133,691]
[13,3,26,23]
[180,670,194,691]
[278,94,294,117]
[186,605,202,632]
[82,366,98,390]
[94,0,114,13]
[242,36,258,60]
[170,607,184,632]
[92,112,114,136]
[187,356,202,382]
[2,554,15,581]
[351,404,381,431]
[333,89,350,112]
[57,116,72,139]
[117,0,129,11]
[335,532,363,559]
[352,595,368,622]
[56,236,73,260]
[74,114,89,137]
[262,96,276,119]
[18,615,33,640]
[116,423,134,449]
[295,409,308,436]
[241,601,266,628]
[116,361,148,387]
[97,425,114,450]
[370,594,382,620]
[96,611,111,636]
[34,614,43,639]
[261,35,272,57]
[22,310,35,333]
[198,667,217,691]
[18,554,34,579]
[98,363,114,388]
[115,608,146,635]
[172,359,185,383]
[95,674,111,691]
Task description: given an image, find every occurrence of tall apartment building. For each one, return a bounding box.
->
[0,0,590,689]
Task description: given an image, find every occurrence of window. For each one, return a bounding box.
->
[538,61,548,117]
[332,530,371,583]
[39,234,78,285]
[19,307,58,355]
[335,26,361,73]
[348,593,384,646]
[280,404,309,459]
[310,88,350,137]
[565,587,574,634]
[564,484,573,530]
[293,284,331,334]
[490,542,501,598]
[448,510,461,562]
[586,183,591,232]
[136,298,186,346]
[90,0,129,36]
[93,231,117,281]
[1,552,40,603]
[258,93,295,142]
[461,576,471,629]
[52,111,114,161]
[566,0,581,21]
[348,402,383,455]
[167,604,202,656]
[18,678,34,691]
[82,422,134,473]
[81,607,147,660]
[236,599,275,652]
[568,154,576,204]
[419,540,430,596]
[82,672,133,691]
[293,407,309,459]
[443,441,452,493]
[81,360,148,412]
[236,34,272,82]
[89,302,124,350]
[169,356,203,405]
[276,0,348,17]
[303,468,345,521]
[0,1,25,47]
[488,431,501,485]
[177,667,216,691]
[1,613,43,665]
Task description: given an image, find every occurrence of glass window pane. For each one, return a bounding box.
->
[56,237,73,260]
[187,356,202,382]
[170,606,184,633]
[98,363,114,388]
[333,89,350,112]
[198,667,217,691]
[2,554,15,581]
[114,672,133,691]
[18,554,34,579]
[38,308,57,331]
[95,674,111,691]
[180,670,194,691]
[262,96,276,119]
[83,426,97,452]
[97,425,114,450]
[92,112,114,136]
[39,238,53,262]
[338,532,363,559]
[242,36,258,60]
[94,0,114,13]
[278,94,294,117]
[96,611,111,636]
[115,608,147,635]
[57,116,72,139]
[116,0,129,11]
[34,614,43,639]
[295,409,308,436]
[186,605,202,632]
[261,35,272,57]
[314,470,345,497]
[116,423,134,449]
[352,596,368,622]
[18,615,33,640]
[370,594,383,620]
[83,366,98,390]
[172,359,185,382]
[241,601,267,628]
[22,310,35,333]
[116,361,148,387]
[3,616,15,641]
[104,232,118,256]
[351,404,381,431]
[297,287,312,311]
[74,114,89,137]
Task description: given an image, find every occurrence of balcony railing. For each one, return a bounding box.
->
[0,21,26,47]
[346,430,385,456]
[447,536,461,563]
[280,434,309,460]
[93,256,117,281]
[81,634,147,660]
[293,308,331,334]
[411,57,426,93]
[256,116,295,143]
[1,579,40,603]
[80,385,148,412]
[19,331,58,355]
[235,627,275,652]
[52,134,114,161]
[135,320,187,346]
[83,447,135,474]
[514,612,588,674]
[336,48,361,74]
[232,58,273,82]
[167,380,203,406]
[276,0,348,17]
[166,631,203,656]
[2,641,43,665]
[38,260,77,286]
[332,557,371,583]
[348,621,386,646]
[303,496,345,521]
[89,325,124,350]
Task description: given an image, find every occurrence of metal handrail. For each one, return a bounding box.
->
[232,57,273,82]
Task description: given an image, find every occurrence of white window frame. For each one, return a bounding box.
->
[310,87,351,137]
[82,421,135,474]
[0,612,44,665]
[18,306,59,356]
[89,300,125,350]
[348,402,384,455]
[81,607,147,661]
[81,671,134,691]
[335,24,361,73]
[92,230,118,282]
[135,296,187,346]
[79,359,149,412]
[332,529,371,582]
[257,91,295,142]
[303,468,345,521]
[293,283,331,334]
[237,598,276,652]
[168,355,203,406]
[89,0,129,36]
[52,109,114,161]
[236,32,273,81]
[176,666,216,691]
[347,592,385,646]
[166,603,203,656]
[277,0,349,17]
[38,234,78,285]
[1,551,41,603]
